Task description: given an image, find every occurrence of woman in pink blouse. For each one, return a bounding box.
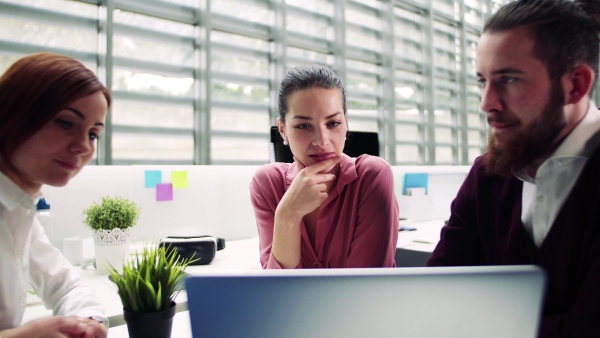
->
[249,64,399,269]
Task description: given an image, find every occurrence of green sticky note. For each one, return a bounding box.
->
[171,171,189,189]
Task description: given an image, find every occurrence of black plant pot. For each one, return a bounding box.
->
[123,302,176,338]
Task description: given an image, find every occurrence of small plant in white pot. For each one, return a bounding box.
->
[83,196,141,274]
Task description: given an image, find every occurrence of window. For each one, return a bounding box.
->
[0,0,510,165]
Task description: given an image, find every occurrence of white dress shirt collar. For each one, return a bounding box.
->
[0,170,39,211]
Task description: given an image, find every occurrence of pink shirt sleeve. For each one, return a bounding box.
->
[345,157,399,267]
[249,164,292,269]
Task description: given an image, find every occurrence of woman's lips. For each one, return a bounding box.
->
[309,153,335,162]
[55,159,79,171]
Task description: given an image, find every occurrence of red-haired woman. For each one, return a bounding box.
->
[0,53,111,338]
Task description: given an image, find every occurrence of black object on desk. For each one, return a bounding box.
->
[159,236,225,265]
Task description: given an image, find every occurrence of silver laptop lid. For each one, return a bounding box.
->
[186,265,546,338]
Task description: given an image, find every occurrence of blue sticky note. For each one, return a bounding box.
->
[145,170,162,188]
[403,173,429,195]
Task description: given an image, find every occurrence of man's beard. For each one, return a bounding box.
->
[484,82,566,177]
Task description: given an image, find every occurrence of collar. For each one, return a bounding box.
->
[551,101,600,158]
[0,170,40,211]
[514,101,600,182]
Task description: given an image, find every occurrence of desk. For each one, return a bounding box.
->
[395,219,444,267]
[23,220,445,337]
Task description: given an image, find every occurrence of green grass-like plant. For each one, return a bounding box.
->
[83,196,141,231]
[108,244,198,313]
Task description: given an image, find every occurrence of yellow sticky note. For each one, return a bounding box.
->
[171,171,189,189]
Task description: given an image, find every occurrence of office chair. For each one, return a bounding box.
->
[270,126,379,163]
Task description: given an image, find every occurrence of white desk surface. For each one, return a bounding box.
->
[23,219,445,338]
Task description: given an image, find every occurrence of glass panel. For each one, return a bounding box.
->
[113,34,194,66]
[436,146,453,163]
[211,51,269,78]
[112,101,193,128]
[0,18,97,53]
[464,4,483,26]
[347,73,379,95]
[211,137,269,162]
[347,119,378,132]
[348,99,378,118]
[211,109,269,132]
[346,27,382,52]
[212,31,269,51]
[212,0,273,25]
[112,68,194,97]
[212,80,270,105]
[396,108,420,123]
[286,0,334,16]
[432,0,457,18]
[467,113,482,129]
[114,10,194,36]
[346,4,382,31]
[435,127,454,143]
[112,133,194,160]
[434,109,453,125]
[396,145,420,163]
[395,124,419,142]
[3,0,97,17]
[468,130,481,146]
[0,54,21,76]
[435,78,457,109]
[286,47,331,67]
[286,12,333,40]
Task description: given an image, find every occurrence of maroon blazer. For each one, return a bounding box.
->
[428,148,600,338]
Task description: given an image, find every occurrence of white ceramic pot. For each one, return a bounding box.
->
[93,228,132,275]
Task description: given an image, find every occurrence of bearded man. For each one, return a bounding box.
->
[427,1,600,337]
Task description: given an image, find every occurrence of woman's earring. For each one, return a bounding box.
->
[283,139,288,145]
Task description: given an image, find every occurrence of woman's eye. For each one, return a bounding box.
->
[328,121,341,128]
[55,118,73,129]
[89,132,100,141]
[295,124,309,130]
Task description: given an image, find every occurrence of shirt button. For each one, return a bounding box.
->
[537,195,545,203]
[14,249,22,259]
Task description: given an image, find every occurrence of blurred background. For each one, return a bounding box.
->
[0,0,520,166]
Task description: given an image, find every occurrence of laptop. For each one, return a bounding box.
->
[185,265,546,338]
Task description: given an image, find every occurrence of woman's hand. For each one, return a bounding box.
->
[270,155,341,268]
[277,156,341,221]
[0,316,107,338]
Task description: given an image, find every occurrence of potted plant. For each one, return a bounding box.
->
[108,244,197,338]
[83,196,141,274]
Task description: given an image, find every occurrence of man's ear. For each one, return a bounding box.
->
[564,64,595,105]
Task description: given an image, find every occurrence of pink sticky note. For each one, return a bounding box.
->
[156,183,173,201]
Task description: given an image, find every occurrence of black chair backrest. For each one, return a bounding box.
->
[270,126,379,163]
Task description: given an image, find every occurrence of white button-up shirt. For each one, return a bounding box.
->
[0,171,104,330]
[516,102,600,247]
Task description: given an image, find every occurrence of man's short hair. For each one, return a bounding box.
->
[484,0,600,87]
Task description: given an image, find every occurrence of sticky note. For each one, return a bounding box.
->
[171,171,189,189]
[145,170,162,188]
[156,183,173,201]
[403,173,429,195]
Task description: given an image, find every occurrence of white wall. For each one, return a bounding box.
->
[40,164,470,249]
[41,165,260,248]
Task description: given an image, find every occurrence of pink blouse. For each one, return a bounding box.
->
[249,154,398,269]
